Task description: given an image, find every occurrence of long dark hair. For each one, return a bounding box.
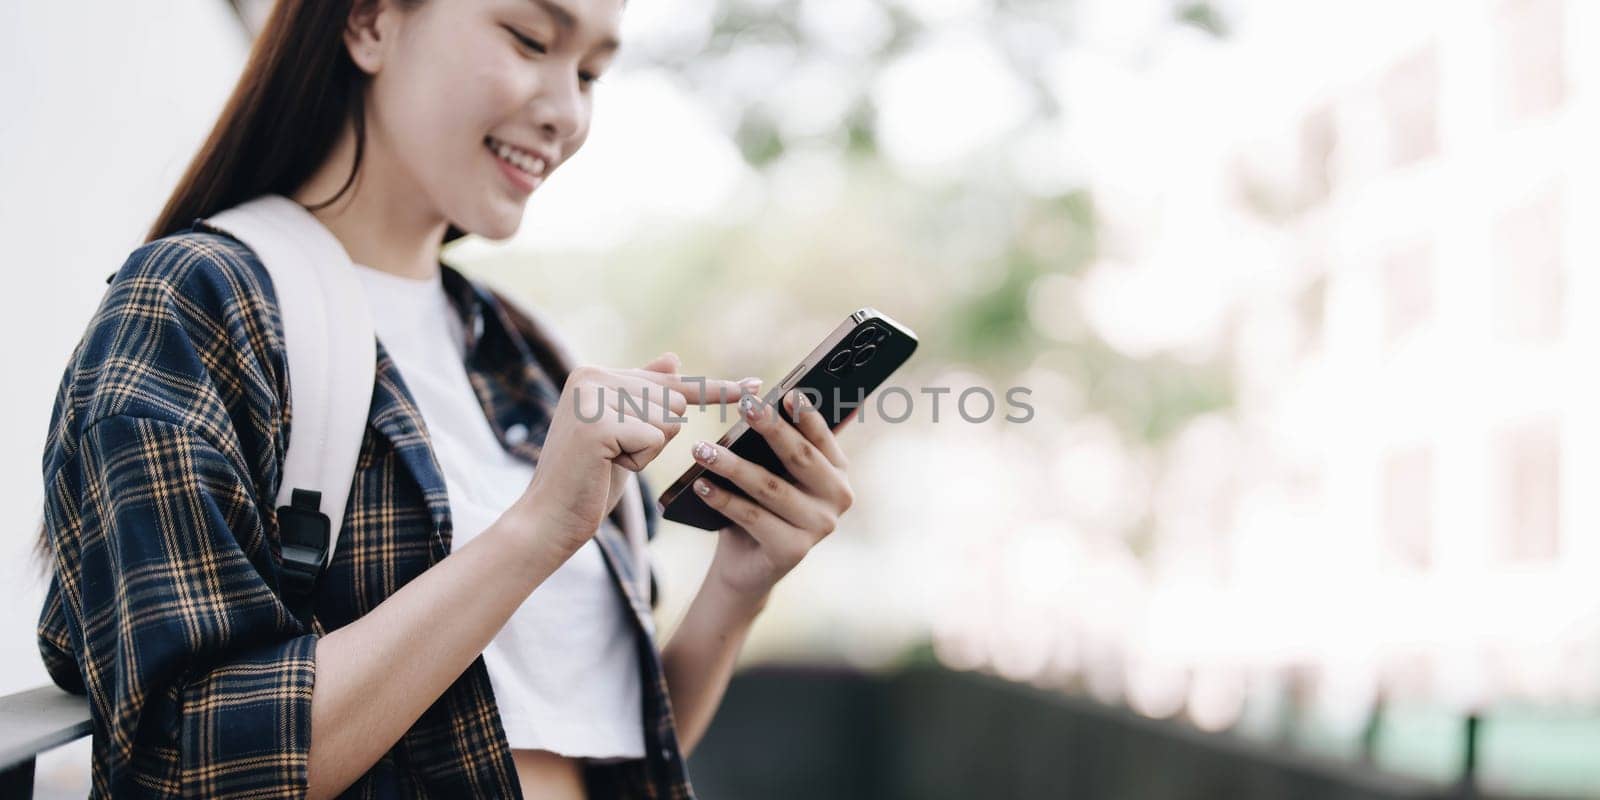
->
[148,0,465,245]
[38,0,463,562]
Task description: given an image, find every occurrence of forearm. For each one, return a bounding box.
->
[306,507,571,799]
[660,573,769,757]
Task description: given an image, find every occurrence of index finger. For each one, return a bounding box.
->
[625,370,755,405]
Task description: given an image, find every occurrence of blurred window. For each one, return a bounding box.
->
[1495,0,1566,123]
[1382,445,1434,570]
[1379,45,1439,167]
[1492,187,1564,342]
[1497,419,1561,562]
[1382,241,1434,344]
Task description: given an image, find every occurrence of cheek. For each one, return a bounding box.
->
[375,35,527,178]
[471,54,536,128]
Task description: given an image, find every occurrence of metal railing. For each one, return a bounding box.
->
[0,686,91,799]
[688,665,1494,800]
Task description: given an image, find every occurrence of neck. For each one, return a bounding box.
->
[292,121,450,281]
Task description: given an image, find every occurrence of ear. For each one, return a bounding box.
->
[344,0,398,75]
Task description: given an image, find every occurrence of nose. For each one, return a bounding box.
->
[530,67,584,143]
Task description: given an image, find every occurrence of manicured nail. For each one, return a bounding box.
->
[692,440,718,464]
[738,376,763,393]
[740,393,764,422]
[693,478,713,497]
[797,391,813,410]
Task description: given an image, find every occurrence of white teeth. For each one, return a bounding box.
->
[487,137,545,177]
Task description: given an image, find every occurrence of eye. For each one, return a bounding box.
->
[579,71,603,89]
[504,25,547,55]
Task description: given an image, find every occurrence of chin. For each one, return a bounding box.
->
[454,204,524,242]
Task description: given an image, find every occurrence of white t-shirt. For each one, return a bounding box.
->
[351,262,645,760]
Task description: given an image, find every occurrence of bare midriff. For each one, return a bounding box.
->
[511,749,587,799]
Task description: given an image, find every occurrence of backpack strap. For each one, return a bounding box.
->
[200,194,376,628]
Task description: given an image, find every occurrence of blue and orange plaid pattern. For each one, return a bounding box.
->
[36,223,696,798]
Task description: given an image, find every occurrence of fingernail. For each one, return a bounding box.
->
[693,478,713,497]
[797,391,813,410]
[738,376,762,393]
[692,440,718,464]
[740,393,764,422]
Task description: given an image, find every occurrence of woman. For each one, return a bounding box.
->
[33,0,856,797]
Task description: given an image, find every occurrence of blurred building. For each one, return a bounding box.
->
[1219,0,1600,711]
[930,0,1600,780]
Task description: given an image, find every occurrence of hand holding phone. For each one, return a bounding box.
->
[657,308,918,530]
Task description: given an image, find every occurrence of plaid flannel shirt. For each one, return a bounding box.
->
[36,221,697,798]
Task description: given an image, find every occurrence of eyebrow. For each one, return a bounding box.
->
[527,0,621,54]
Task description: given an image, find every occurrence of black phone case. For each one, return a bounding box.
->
[658,310,918,531]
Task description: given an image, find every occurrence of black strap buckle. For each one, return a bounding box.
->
[276,488,329,624]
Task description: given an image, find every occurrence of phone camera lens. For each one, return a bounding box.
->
[826,349,854,374]
[852,345,877,366]
[853,326,883,347]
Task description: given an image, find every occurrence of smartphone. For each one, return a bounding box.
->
[657,308,918,530]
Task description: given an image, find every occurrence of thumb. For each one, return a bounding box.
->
[641,351,681,374]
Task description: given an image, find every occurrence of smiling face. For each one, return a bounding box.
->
[346,0,622,240]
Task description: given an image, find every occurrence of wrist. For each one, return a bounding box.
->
[489,500,580,574]
[705,561,774,615]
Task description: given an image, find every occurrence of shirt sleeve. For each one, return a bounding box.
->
[38,235,317,798]
[36,572,83,694]
[59,414,317,797]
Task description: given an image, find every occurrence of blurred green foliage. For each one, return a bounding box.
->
[649,0,1231,426]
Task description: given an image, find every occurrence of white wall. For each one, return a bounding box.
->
[0,0,247,693]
